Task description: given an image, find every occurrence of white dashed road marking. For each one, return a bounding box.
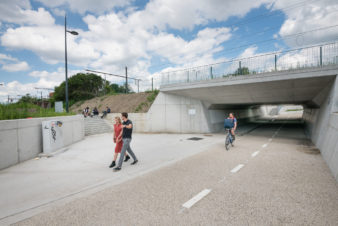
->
[231,164,244,173]
[182,189,212,209]
[262,143,268,148]
[251,151,260,157]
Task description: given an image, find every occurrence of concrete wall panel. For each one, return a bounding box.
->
[62,121,73,147]
[0,129,18,169]
[17,125,42,162]
[303,75,338,182]
[0,115,84,170]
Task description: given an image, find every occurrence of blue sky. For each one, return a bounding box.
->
[0,0,337,102]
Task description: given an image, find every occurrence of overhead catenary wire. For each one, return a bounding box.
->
[129,22,338,75]
[159,39,338,74]
[127,3,338,75]
[144,0,316,56]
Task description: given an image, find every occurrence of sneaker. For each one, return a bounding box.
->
[113,167,121,171]
[124,155,130,162]
[131,160,138,165]
[109,161,115,168]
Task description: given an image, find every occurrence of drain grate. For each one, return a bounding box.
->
[187,137,203,141]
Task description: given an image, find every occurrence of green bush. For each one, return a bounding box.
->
[146,90,159,102]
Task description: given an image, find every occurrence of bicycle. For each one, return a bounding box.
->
[225,129,234,151]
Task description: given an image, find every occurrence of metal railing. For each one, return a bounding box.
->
[160,41,338,86]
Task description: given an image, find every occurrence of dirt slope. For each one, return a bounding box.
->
[70,92,155,114]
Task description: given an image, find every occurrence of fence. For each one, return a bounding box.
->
[160,41,338,86]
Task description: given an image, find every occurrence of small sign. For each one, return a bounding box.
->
[55,101,63,113]
[188,109,196,115]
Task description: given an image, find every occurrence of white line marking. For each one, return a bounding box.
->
[251,151,260,157]
[262,143,268,148]
[231,164,244,173]
[182,189,211,209]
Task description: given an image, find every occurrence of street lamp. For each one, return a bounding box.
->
[65,14,78,113]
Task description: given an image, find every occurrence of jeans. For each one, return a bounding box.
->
[117,138,137,168]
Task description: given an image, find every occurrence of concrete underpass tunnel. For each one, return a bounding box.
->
[207,104,305,134]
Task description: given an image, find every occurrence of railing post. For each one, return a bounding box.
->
[320,46,323,67]
[210,66,213,79]
[239,61,242,75]
[187,71,189,82]
[274,55,277,71]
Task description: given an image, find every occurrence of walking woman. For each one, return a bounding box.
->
[109,117,130,168]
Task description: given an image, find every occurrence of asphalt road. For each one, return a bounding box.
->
[13,121,338,226]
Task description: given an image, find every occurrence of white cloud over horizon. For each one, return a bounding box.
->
[0,53,30,72]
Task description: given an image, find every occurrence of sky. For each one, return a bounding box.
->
[0,0,338,102]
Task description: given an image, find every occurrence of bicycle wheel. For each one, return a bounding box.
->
[225,135,230,151]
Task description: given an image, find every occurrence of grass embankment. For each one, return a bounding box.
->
[134,90,159,112]
[0,103,74,120]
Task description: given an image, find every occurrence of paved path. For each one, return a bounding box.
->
[7,122,338,225]
[0,131,231,225]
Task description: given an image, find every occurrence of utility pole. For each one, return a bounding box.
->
[104,74,106,96]
[152,77,154,91]
[65,15,69,112]
[35,87,54,108]
[125,66,128,94]
[64,14,79,113]
[137,80,139,93]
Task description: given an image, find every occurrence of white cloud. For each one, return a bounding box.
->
[51,8,66,17]
[0,53,30,72]
[1,25,99,65]
[0,0,274,78]
[275,0,338,47]
[36,0,133,14]
[128,0,273,31]
[0,0,55,26]
[238,46,258,58]
[2,61,29,72]
[0,53,17,62]
[0,67,82,103]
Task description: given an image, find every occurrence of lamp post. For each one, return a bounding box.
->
[65,15,78,113]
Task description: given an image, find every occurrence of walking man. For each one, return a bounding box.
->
[114,112,138,171]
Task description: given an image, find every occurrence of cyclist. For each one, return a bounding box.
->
[227,113,237,140]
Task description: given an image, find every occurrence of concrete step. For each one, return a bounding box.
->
[84,117,113,136]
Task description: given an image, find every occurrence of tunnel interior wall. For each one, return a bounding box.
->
[303,75,338,181]
[146,92,263,133]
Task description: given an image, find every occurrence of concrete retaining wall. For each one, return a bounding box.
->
[106,113,148,133]
[106,92,263,134]
[0,115,84,170]
[303,75,338,181]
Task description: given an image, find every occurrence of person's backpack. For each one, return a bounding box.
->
[224,118,234,129]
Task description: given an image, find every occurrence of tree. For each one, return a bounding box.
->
[234,67,250,75]
[53,73,104,103]
[108,83,133,94]
[18,94,39,104]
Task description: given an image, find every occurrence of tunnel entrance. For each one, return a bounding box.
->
[208,104,305,135]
